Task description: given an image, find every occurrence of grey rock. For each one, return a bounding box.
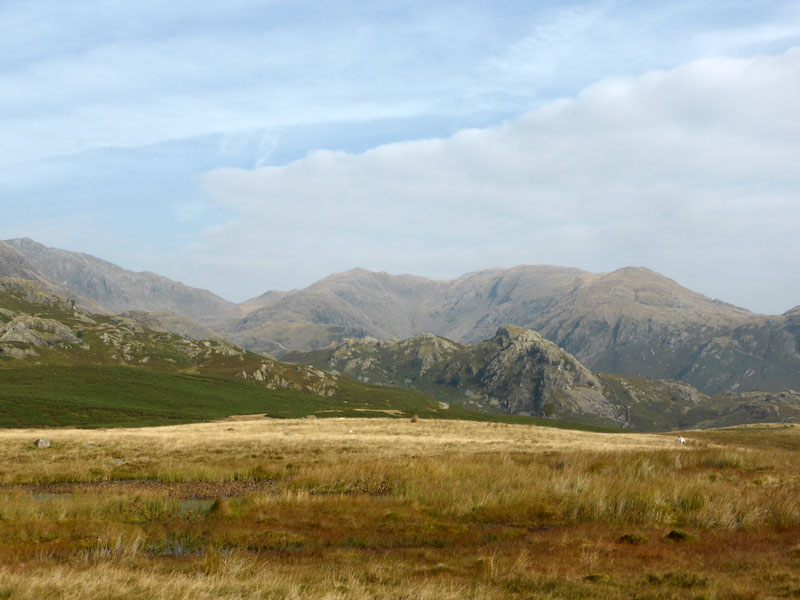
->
[0,315,80,347]
[33,438,51,449]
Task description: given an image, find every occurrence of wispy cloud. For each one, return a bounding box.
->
[483,2,614,87]
[4,0,798,166]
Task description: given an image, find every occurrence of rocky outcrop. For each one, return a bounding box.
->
[87,315,244,364]
[238,361,337,397]
[0,315,80,348]
[435,326,621,422]
[288,325,625,425]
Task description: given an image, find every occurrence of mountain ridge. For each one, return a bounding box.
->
[223,265,794,394]
[4,238,799,395]
[5,238,241,324]
[285,325,800,431]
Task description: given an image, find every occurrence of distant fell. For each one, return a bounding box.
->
[0,240,60,289]
[230,266,800,394]
[5,238,241,324]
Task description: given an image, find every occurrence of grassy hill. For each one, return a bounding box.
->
[0,365,438,428]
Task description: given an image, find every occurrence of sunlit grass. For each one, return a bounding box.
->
[0,419,798,598]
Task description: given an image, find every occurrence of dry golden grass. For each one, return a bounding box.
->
[0,416,679,484]
[0,419,798,599]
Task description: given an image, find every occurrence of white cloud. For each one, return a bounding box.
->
[195,49,800,313]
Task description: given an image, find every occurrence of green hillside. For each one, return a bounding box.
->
[0,364,612,430]
[0,365,434,427]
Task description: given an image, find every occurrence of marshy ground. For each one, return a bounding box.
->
[0,417,798,599]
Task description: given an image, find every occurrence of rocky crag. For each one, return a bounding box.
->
[287,325,800,431]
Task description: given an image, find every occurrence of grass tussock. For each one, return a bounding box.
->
[0,419,798,598]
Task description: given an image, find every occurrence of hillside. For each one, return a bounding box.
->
[0,240,87,304]
[5,238,241,324]
[0,277,450,427]
[229,268,443,356]
[0,240,45,282]
[286,326,800,431]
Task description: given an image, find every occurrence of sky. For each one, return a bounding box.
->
[2,0,800,314]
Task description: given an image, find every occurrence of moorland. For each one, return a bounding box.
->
[0,418,798,599]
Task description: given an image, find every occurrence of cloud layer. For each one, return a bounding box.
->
[2,2,800,313]
[198,50,800,313]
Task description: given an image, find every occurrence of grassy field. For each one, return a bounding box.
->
[0,364,436,428]
[0,364,616,430]
[0,419,798,598]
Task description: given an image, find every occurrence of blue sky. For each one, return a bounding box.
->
[2,1,800,313]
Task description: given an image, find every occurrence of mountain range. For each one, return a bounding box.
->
[226,266,798,394]
[3,237,800,400]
